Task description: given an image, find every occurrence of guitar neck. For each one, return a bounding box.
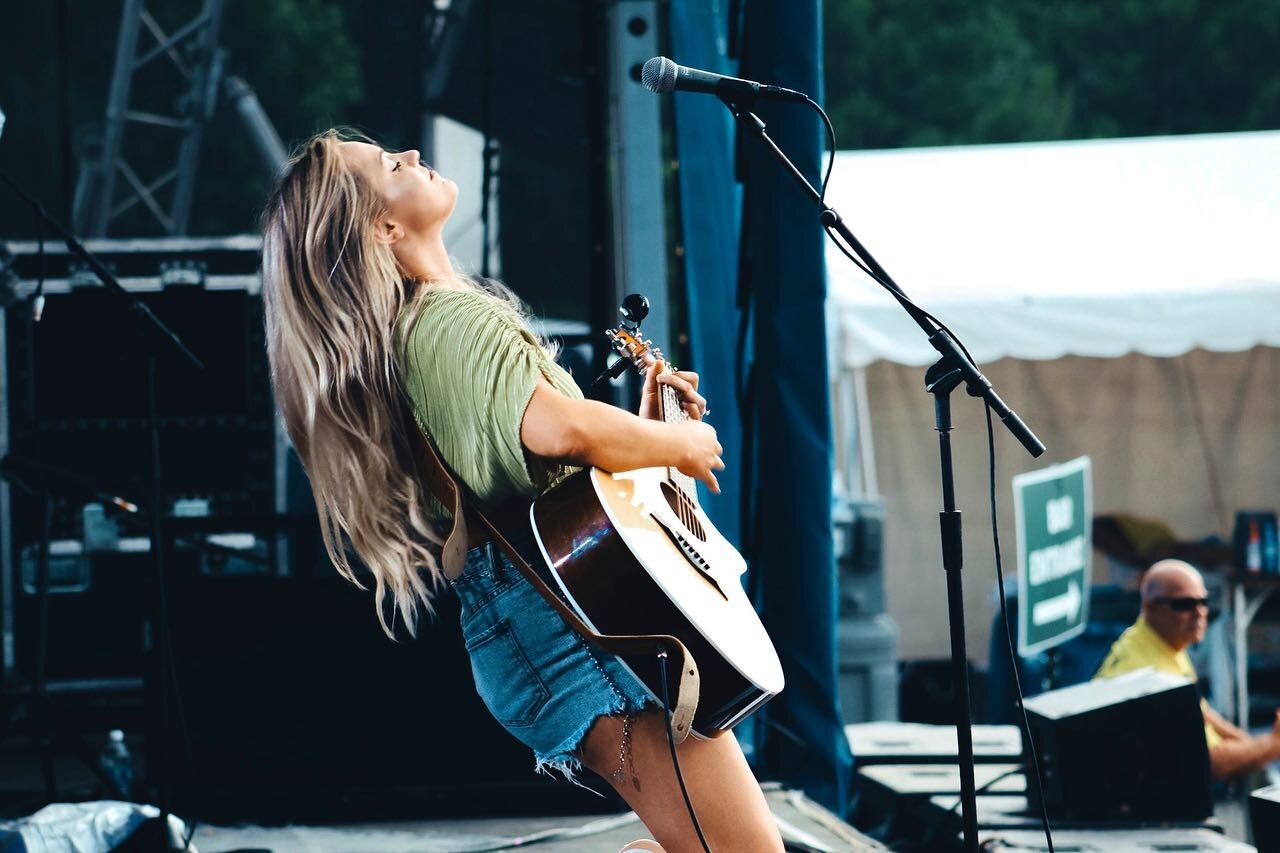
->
[659,377,699,501]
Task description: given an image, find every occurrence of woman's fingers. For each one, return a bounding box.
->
[675,369,699,391]
[643,361,662,391]
[657,372,708,414]
[697,456,724,492]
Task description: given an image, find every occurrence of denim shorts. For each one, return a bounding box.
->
[451,530,654,780]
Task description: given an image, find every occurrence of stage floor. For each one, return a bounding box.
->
[186,786,884,852]
[0,745,882,853]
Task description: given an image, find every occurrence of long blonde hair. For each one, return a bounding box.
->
[260,128,522,638]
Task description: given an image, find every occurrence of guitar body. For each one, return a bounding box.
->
[531,466,785,737]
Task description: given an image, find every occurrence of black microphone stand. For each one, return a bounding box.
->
[717,95,1044,853]
[0,170,203,851]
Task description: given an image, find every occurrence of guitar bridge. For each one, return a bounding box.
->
[650,514,726,601]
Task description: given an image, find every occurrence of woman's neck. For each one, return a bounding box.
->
[399,233,453,282]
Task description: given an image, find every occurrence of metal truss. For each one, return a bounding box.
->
[73,0,226,237]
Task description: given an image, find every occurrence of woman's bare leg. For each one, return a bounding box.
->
[580,708,784,853]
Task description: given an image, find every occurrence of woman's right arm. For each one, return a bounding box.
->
[521,378,725,492]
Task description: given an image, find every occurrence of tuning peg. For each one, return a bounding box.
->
[620,293,649,327]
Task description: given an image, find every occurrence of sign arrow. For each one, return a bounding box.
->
[1032,580,1082,626]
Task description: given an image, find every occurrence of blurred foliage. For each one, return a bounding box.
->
[823,0,1280,148]
[0,0,429,237]
[6,2,1280,236]
[196,0,363,234]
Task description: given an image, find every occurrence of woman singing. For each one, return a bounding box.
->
[260,130,783,852]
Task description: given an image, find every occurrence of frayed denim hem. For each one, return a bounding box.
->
[533,694,658,791]
[534,753,592,791]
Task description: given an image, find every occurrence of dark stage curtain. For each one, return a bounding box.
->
[670,0,854,816]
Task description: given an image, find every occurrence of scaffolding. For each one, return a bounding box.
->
[72,0,226,237]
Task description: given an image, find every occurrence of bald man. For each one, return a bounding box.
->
[1094,559,1280,780]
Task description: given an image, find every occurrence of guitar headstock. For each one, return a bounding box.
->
[605,293,670,377]
[604,294,689,431]
[605,325,664,375]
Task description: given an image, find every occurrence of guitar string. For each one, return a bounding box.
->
[660,379,697,530]
[659,380,685,526]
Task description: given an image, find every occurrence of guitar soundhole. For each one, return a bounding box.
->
[661,482,706,541]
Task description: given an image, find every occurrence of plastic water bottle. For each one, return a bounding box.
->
[99,729,133,800]
[1247,518,1263,573]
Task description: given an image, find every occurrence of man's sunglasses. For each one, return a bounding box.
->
[1152,596,1210,612]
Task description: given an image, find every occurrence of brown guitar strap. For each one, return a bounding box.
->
[409,424,700,744]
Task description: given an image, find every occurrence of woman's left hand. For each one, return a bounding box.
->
[639,361,708,422]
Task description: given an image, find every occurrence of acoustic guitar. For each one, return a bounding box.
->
[530,323,784,737]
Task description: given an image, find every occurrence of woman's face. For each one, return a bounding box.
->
[339,140,457,243]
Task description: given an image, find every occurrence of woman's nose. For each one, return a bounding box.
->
[407,149,421,167]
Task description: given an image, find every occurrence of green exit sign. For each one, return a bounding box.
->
[1014,456,1092,657]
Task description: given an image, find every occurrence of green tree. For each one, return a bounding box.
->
[195,0,363,234]
[0,0,363,238]
[1016,0,1280,139]
[823,0,1070,148]
[823,0,1280,149]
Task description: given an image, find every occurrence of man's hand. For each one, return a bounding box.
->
[638,361,708,422]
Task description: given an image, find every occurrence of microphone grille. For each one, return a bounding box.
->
[641,56,678,94]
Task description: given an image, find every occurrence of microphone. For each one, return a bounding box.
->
[641,56,807,104]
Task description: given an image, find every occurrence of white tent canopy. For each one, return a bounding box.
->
[827,131,1280,368]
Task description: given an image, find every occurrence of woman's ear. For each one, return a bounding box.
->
[374,218,403,245]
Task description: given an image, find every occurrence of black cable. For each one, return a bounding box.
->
[169,620,199,848]
[28,202,56,799]
[801,97,978,373]
[822,220,948,334]
[657,648,711,853]
[36,215,46,306]
[34,495,56,798]
[734,188,755,565]
[803,95,836,206]
[986,404,1054,853]
[947,767,1022,815]
[738,364,757,565]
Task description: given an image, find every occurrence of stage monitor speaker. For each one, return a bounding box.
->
[1021,667,1212,821]
[164,568,621,822]
[1252,783,1280,852]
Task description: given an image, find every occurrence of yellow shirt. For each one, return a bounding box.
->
[1093,615,1221,749]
